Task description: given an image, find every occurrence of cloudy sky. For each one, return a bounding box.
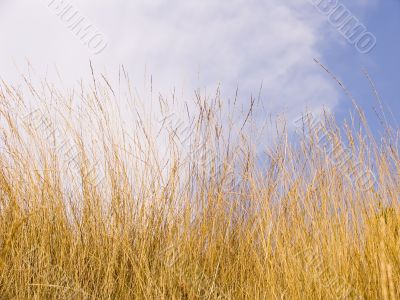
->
[0,0,399,135]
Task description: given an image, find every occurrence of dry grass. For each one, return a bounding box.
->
[0,71,398,299]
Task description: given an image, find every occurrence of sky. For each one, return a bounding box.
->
[320,0,400,135]
[0,0,398,139]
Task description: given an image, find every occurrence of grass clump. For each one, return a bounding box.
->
[0,72,398,299]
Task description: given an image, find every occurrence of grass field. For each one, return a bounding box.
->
[0,73,398,299]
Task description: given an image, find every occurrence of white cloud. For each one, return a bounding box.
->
[0,0,341,130]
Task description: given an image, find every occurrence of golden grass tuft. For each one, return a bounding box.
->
[0,72,398,299]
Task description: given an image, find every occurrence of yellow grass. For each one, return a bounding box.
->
[0,72,398,299]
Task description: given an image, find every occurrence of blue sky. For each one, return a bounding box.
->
[320,0,400,135]
[0,0,398,139]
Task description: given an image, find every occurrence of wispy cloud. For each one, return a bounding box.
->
[0,0,345,122]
